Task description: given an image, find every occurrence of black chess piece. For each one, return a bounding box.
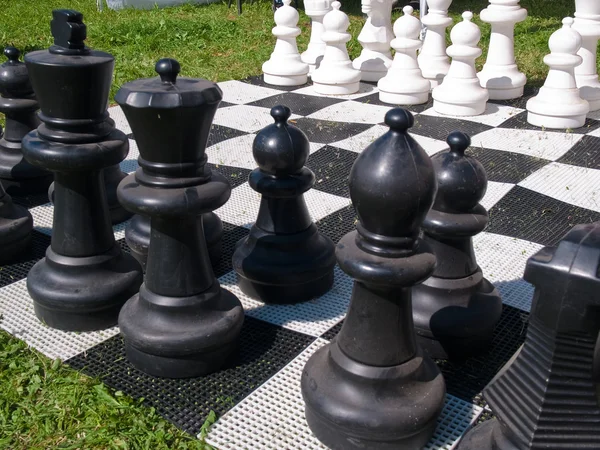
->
[0,124,33,265]
[232,105,336,304]
[457,221,600,450]
[124,210,223,271]
[0,47,52,195]
[116,58,244,378]
[412,131,502,359]
[301,108,446,449]
[21,9,143,331]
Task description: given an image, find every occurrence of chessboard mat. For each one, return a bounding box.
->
[1,75,599,450]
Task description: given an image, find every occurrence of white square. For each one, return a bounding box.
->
[421,103,525,127]
[293,82,377,100]
[480,181,516,210]
[213,105,303,133]
[470,128,584,161]
[217,80,283,105]
[330,124,387,152]
[307,101,394,125]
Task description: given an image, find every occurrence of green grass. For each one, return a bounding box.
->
[0,0,581,448]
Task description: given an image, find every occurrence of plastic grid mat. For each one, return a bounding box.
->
[206,338,484,450]
[0,230,49,288]
[0,279,120,360]
[66,317,316,435]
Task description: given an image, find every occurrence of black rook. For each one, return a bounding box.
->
[458,221,600,450]
[22,9,143,331]
[301,108,446,449]
[412,131,502,359]
[116,58,244,378]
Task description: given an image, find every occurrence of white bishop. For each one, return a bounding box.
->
[312,1,361,95]
[262,0,309,86]
[527,18,590,129]
[433,12,489,116]
[378,6,430,105]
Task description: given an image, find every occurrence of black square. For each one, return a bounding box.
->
[306,146,358,198]
[411,114,495,142]
[241,74,311,92]
[498,110,600,134]
[247,92,346,116]
[556,135,600,170]
[65,317,316,435]
[315,204,357,245]
[466,147,549,184]
[486,186,600,246]
[0,230,50,288]
[207,164,251,189]
[10,191,52,209]
[352,93,434,114]
[292,117,372,144]
[213,221,250,278]
[207,124,249,148]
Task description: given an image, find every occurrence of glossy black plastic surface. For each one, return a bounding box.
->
[413,132,502,359]
[0,47,51,195]
[301,108,446,449]
[232,105,335,304]
[116,58,244,378]
[458,221,600,450]
[21,9,143,331]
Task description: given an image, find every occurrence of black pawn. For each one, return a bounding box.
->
[116,58,244,378]
[458,221,600,450]
[124,211,223,271]
[0,126,33,264]
[412,131,502,359]
[232,105,335,304]
[301,108,446,449]
[0,47,52,195]
[21,9,143,331]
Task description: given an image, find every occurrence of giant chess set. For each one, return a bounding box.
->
[0,2,599,450]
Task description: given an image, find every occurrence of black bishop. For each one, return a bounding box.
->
[301,108,446,449]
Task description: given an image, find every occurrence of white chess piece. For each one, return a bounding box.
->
[418,0,453,89]
[378,6,430,105]
[573,0,600,111]
[527,18,590,129]
[312,1,361,95]
[262,0,309,86]
[432,12,489,116]
[352,0,394,82]
[301,0,333,75]
[477,0,527,100]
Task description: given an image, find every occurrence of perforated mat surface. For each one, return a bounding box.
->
[1,75,599,449]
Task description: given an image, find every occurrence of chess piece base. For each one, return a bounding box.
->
[352,53,392,82]
[28,245,143,331]
[478,68,526,100]
[312,80,360,95]
[233,223,336,304]
[412,271,503,360]
[125,212,223,271]
[0,201,33,265]
[379,90,429,106]
[119,283,244,378]
[302,342,445,450]
[263,73,308,86]
[433,79,489,116]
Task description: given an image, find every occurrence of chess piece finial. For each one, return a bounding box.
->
[573,0,600,111]
[526,17,589,129]
[378,5,430,105]
[0,47,33,99]
[478,0,527,100]
[50,9,88,54]
[262,0,309,86]
[302,108,445,449]
[458,221,600,450]
[412,130,502,359]
[312,1,361,94]
[432,11,489,116]
[232,105,335,304]
[418,0,453,88]
[116,58,243,378]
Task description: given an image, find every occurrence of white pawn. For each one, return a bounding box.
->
[478,0,527,100]
[378,6,430,105]
[573,0,600,111]
[301,0,333,75]
[527,18,590,129]
[262,0,309,86]
[352,0,394,82]
[433,12,489,116]
[312,1,361,95]
[418,0,453,89]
